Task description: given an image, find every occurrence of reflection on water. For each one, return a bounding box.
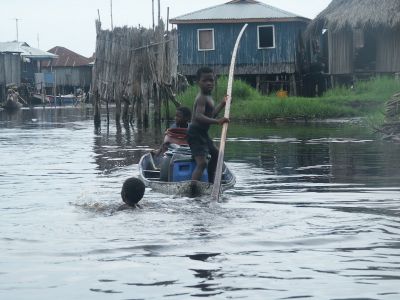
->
[1,107,400,299]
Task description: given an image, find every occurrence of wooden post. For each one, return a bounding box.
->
[290,74,297,96]
[53,71,57,100]
[110,0,113,30]
[94,90,101,128]
[15,18,19,42]
[158,0,160,25]
[41,82,45,107]
[122,97,129,124]
[115,85,121,125]
[164,86,170,129]
[152,0,155,30]
[106,98,110,125]
[256,75,260,92]
[167,7,170,32]
[153,84,160,124]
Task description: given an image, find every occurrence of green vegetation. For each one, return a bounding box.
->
[173,76,400,121]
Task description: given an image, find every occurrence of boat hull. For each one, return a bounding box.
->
[138,152,235,197]
[32,94,81,106]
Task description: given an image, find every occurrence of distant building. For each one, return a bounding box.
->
[0,41,56,102]
[170,0,310,94]
[307,0,400,84]
[41,46,92,94]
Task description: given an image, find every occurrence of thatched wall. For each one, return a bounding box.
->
[328,29,353,74]
[307,0,400,75]
[91,20,178,126]
[376,28,400,73]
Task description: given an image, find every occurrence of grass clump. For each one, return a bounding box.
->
[324,76,399,102]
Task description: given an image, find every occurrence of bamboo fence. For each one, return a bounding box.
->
[91,20,179,126]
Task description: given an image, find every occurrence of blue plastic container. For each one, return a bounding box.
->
[171,160,208,182]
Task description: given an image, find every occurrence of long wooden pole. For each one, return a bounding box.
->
[158,0,161,25]
[167,7,170,32]
[110,0,114,30]
[152,0,155,30]
[15,18,19,42]
[211,23,247,201]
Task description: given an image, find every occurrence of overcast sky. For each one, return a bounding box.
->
[0,0,331,57]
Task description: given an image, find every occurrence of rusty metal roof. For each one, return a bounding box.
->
[170,0,309,24]
[42,46,91,68]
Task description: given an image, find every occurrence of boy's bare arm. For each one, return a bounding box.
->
[213,96,227,117]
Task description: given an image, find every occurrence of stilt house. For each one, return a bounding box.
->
[41,46,92,94]
[170,0,310,94]
[0,41,56,102]
[307,0,400,83]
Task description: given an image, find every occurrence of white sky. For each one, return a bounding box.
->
[0,0,331,57]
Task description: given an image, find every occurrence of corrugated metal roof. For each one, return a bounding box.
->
[170,0,308,23]
[0,42,57,59]
[42,46,91,67]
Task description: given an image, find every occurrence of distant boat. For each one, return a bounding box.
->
[32,94,83,106]
[1,99,23,110]
[47,94,79,105]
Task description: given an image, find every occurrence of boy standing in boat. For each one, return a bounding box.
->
[188,67,229,183]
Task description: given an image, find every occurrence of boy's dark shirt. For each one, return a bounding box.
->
[190,94,214,132]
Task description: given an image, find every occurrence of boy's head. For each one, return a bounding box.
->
[175,106,191,127]
[196,67,214,95]
[121,177,145,206]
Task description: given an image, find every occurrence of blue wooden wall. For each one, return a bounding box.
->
[177,22,307,74]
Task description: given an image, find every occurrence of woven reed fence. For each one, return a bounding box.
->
[91,20,179,126]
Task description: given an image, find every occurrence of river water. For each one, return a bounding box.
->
[1,107,399,300]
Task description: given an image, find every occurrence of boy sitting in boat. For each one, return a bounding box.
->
[152,106,192,161]
[164,106,191,145]
[170,106,191,129]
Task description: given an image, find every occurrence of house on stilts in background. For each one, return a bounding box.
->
[0,41,56,102]
[41,46,93,96]
[170,0,310,95]
[306,0,400,88]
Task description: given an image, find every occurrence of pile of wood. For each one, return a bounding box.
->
[378,92,400,142]
[385,92,400,120]
[91,20,179,126]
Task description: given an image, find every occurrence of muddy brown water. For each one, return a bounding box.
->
[1,107,399,299]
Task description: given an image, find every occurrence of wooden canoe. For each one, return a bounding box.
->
[138,152,235,197]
